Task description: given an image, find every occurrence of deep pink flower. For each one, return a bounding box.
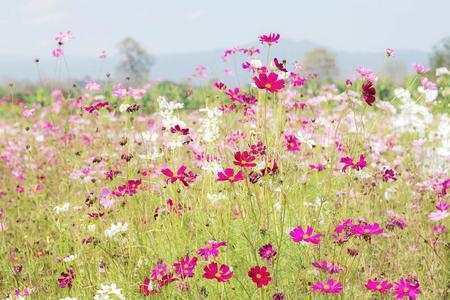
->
[214,81,226,91]
[311,260,343,274]
[350,223,384,236]
[340,155,367,172]
[435,201,449,212]
[253,72,285,93]
[197,240,227,260]
[311,278,342,294]
[362,80,376,105]
[226,88,243,102]
[290,225,321,244]
[217,168,244,183]
[58,267,75,289]
[161,165,191,186]
[258,244,277,263]
[382,168,397,181]
[259,33,280,45]
[248,266,271,288]
[173,255,197,278]
[365,279,392,294]
[309,163,325,172]
[285,135,300,152]
[140,277,157,296]
[433,223,447,235]
[151,263,168,281]
[203,262,233,282]
[393,277,421,299]
[170,124,189,136]
[273,58,287,72]
[233,151,256,168]
[52,48,64,57]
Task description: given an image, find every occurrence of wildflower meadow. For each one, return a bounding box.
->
[0,29,449,300]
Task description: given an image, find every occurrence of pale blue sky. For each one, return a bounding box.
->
[0,0,449,57]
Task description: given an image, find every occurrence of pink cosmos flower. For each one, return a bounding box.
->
[151,263,168,281]
[258,244,277,263]
[99,50,107,59]
[340,155,367,172]
[203,262,233,282]
[412,63,430,74]
[365,279,392,294]
[85,80,101,92]
[311,278,342,294]
[140,277,157,296]
[58,267,75,289]
[393,277,421,299]
[253,72,285,93]
[385,48,396,57]
[55,31,75,43]
[173,255,197,278]
[259,33,280,45]
[233,151,256,168]
[356,67,378,82]
[217,168,244,183]
[214,81,226,91]
[290,225,321,244]
[428,210,449,221]
[309,163,325,172]
[436,201,449,212]
[433,223,447,235]
[285,135,300,152]
[197,240,227,260]
[161,165,192,187]
[248,266,272,288]
[311,260,343,274]
[421,77,437,90]
[350,223,384,236]
[52,48,64,57]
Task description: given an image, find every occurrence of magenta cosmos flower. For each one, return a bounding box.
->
[290,225,321,244]
[365,279,392,294]
[248,266,272,288]
[311,260,343,274]
[233,151,256,168]
[58,267,75,289]
[351,223,384,236]
[362,80,376,105]
[258,244,277,263]
[173,255,197,278]
[217,168,244,183]
[197,240,227,260]
[393,277,421,299]
[285,135,300,152]
[161,165,194,187]
[203,262,233,282]
[311,278,342,294]
[253,72,285,93]
[259,33,280,45]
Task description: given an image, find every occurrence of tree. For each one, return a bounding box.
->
[303,48,339,82]
[430,37,450,69]
[117,37,154,83]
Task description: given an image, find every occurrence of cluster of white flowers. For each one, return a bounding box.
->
[63,254,77,262]
[104,222,128,238]
[53,202,70,213]
[138,131,163,161]
[207,192,227,203]
[417,86,438,102]
[158,96,185,128]
[200,160,222,174]
[198,107,222,143]
[433,115,450,158]
[392,88,432,136]
[93,283,125,300]
[436,67,450,77]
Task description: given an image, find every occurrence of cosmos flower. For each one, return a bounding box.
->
[217,168,244,183]
[365,279,392,294]
[203,262,233,282]
[290,225,321,244]
[311,260,343,274]
[311,278,342,294]
[412,63,430,74]
[52,48,64,57]
[161,165,190,186]
[393,277,421,299]
[273,58,287,72]
[258,244,277,263]
[285,135,300,152]
[253,72,285,93]
[259,33,280,45]
[340,155,367,172]
[385,48,395,57]
[233,151,256,167]
[350,223,384,236]
[58,267,75,289]
[362,80,376,105]
[140,277,157,296]
[173,255,198,278]
[197,240,227,260]
[248,266,272,288]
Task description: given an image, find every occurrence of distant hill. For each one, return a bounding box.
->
[0,39,429,84]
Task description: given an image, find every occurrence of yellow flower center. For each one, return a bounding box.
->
[324,284,330,290]
[184,264,189,268]
[229,176,235,181]
[376,285,382,290]
[241,160,246,165]
[265,83,272,89]
[215,273,222,278]
[303,234,310,239]
[256,274,262,279]
[403,288,409,293]
[289,143,294,147]
[364,229,370,234]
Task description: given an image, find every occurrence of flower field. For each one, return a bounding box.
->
[0,32,449,300]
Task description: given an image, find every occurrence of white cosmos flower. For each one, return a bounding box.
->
[53,202,70,213]
[105,222,128,238]
[119,104,130,113]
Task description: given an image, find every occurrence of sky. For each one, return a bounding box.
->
[0,0,449,58]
